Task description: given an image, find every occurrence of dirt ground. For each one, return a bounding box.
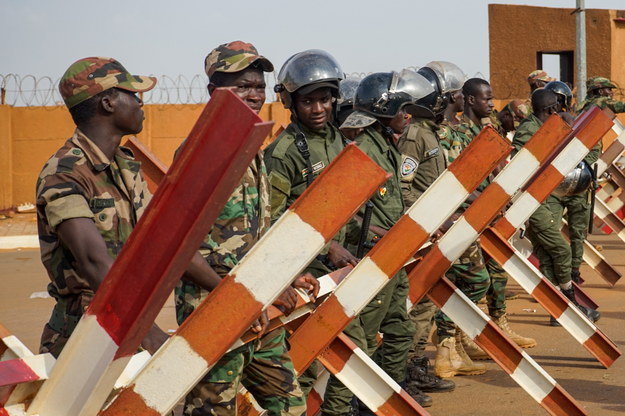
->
[1,213,624,415]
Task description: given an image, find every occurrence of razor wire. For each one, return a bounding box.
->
[0,73,278,106]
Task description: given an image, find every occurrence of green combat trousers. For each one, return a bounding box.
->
[546,192,590,269]
[321,270,415,415]
[526,200,572,286]
[183,328,306,416]
[435,241,490,340]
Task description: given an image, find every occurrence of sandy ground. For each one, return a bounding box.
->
[1,213,624,415]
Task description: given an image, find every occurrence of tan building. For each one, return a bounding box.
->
[489,4,625,100]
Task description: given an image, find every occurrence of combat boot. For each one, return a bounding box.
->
[458,329,489,360]
[561,287,600,322]
[406,356,455,392]
[493,314,537,348]
[571,268,583,284]
[434,336,460,378]
[454,331,487,375]
[400,381,433,408]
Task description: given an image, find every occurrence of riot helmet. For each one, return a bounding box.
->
[340,70,433,129]
[544,81,573,112]
[552,161,593,197]
[338,77,361,111]
[274,49,343,109]
[412,61,467,119]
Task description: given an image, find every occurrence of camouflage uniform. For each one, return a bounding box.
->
[435,115,491,340]
[36,130,152,357]
[512,115,572,286]
[396,118,446,359]
[320,126,415,416]
[175,151,306,416]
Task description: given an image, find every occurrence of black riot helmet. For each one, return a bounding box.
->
[544,80,573,112]
[274,49,343,109]
[340,70,434,130]
[412,61,467,119]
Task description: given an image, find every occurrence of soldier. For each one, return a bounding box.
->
[36,57,223,359]
[495,99,531,137]
[335,76,362,140]
[512,88,600,326]
[439,78,536,368]
[572,77,625,281]
[527,70,554,94]
[334,69,435,412]
[397,61,464,394]
[264,49,358,402]
[174,41,318,416]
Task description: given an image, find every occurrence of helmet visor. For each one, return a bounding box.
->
[424,61,467,93]
[391,69,435,102]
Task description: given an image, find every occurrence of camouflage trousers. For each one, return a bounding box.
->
[321,270,415,416]
[183,328,306,416]
[485,257,509,318]
[408,297,437,359]
[527,200,572,286]
[39,292,92,358]
[435,241,490,341]
[546,192,590,269]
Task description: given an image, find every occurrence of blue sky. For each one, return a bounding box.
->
[1,1,623,85]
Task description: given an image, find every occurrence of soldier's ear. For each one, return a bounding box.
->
[100,93,116,114]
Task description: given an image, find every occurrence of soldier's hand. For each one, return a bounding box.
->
[141,324,169,355]
[250,310,269,337]
[273,287,299,316]
[328,240,358,267]
[293,272,320,302]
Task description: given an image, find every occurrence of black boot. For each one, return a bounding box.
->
[561,287,600,322]
[571,268,583,284]
[406,356,455,392]
[549,316,561,327]
[400,380,433,408]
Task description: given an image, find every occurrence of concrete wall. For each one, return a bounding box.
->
[489,4,618,100]
[0,102,290,210]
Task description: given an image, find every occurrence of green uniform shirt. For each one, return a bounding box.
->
[511,113,543,158]
[396,118,447,207]
[576,95,625,165]
[349,127,404,243]
[264,122,344,221]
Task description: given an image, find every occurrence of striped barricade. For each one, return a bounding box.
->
[478,108,621,368]
[406,108,613,415]
[27,89,274,416]
[99,144,389,415]
[594,198,625,243]
[286,126,511,376]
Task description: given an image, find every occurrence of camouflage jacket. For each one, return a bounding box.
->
[36,129,152,301]
[396,118,447,207]
[175,153,271,324]
[577,96,625,114]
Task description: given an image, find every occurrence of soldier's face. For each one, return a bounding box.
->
[386,109,409,134]
[112,89,145,135]
[597,87,614,98]
[210,68,267,113]
[470,85,494,119]
[294,88,334,131]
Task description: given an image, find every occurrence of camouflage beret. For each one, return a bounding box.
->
[527,70,555,83]
[59,57,156,109]
[506,99,531,120]
[205,41,274,78]
[586,76,617,91]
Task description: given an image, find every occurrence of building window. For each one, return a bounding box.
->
[537,51,574,88]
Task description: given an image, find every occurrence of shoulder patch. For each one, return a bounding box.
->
[423,147,440,159]
[401,156,418,177]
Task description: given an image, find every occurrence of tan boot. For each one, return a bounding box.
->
[493,314,537,348]
[454,331,487,375]
[458,329,489,360]
[434,336,460,378]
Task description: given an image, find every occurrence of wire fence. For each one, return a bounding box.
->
[2,70,553,107]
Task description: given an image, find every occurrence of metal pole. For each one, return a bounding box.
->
[576,0,587,104]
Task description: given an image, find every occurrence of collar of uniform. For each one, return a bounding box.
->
[363,126,390,151]
[69,129,114,172]
[459,113,481,132]
[287,121,338,143]
[412,117,438,130]
[70,129,136,172]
